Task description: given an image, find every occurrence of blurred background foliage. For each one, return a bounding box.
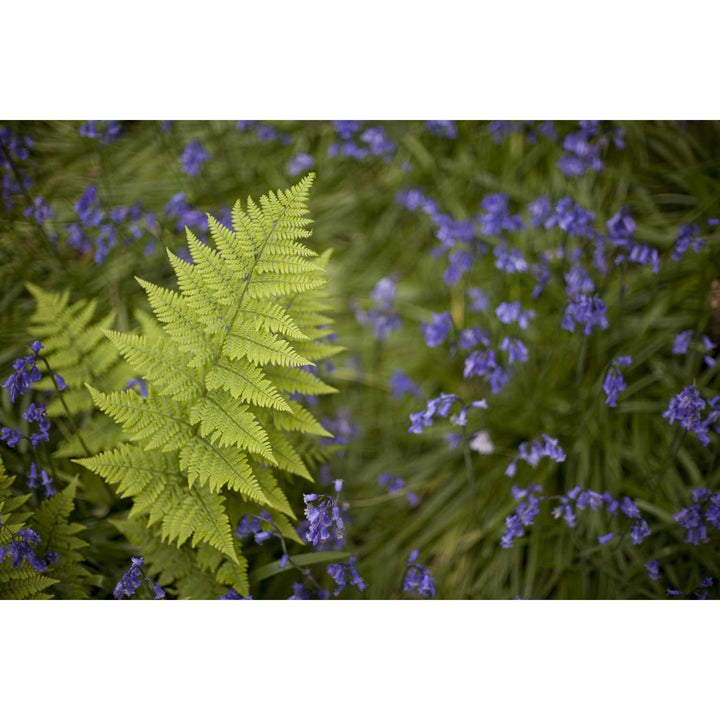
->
[1,119,719,598]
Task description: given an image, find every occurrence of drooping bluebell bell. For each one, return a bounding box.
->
[527,196,552,228]
[506,435,566,478]
[403,550,435,598]
[303,480,345,547]
[327,556,366,596]
[180,140,210,177]
[598,533,615,545]
[495,301,535,329]
[389,370,422,399]
[673,489,720,544]
[493,243,528,274]
[645,559,661,581]
[219,589,252,599]
[425,120,458,138]
[420,311,453,348]
[23,196,56,225]
[463,350,511,394]
[288,152,314,177]
[561,294,608,335]
[2,341,43,403]
[458,327,490,351]
[500,337,529,365]
[1,526,59,573]
[0,427,22,448]
[672,223,704,261]
[467,287,489,313]
[500,483,544,548]
[602,355,632,408]
[477,194,524,237]
[126,378,148,398]
[113,556,165,599]
[663,385,719,446]
[546,197,596,239]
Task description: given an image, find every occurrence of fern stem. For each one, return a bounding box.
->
[39,357,92,457]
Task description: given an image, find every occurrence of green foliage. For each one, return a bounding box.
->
[0,457,90,599]
[77,174,340,597]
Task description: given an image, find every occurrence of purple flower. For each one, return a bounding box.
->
[3,342,43,403]
[403,551,435,598]
[24,196,56,224]
[180,140,210,177]
[500,484,544,548]
[303,484,345,547]
[528,196,552,227]
[425,121,457,138]
[495,301,535,329]
[506,435,566,478]
[500,337,529,365]
[663,385,716,446]
[645,559,661,581]
[673,330,694,355]
[327,556,366,595]
[603,356,631,408]
[389,371,421,399]
[467,287,489,313]
[561,294,608,335]
[421,312,453,348]
[289,152,314,177]
[672,223,704,261]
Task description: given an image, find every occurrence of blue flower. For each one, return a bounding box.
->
[528,196,552,227]
[561,294,608,335]
[663,386,718,446]
[425,121,457,138]
[220,589,252,599]
[2,342,43,403]
[23,196,56,224]
[327,556,366,595]
[420,312,453,347]
[506,435,566,478]
[672,330,693,355]
[603,356,631,407]
[113,556,165,599]
[289,152,314,177]
[467,287,489,313]
[403,550,435,598]
[126,378,148,398]
[389,371,421,399]
[500,484,544,548]
[645,559,661,581]
[598,533,615,545]
[303,482,345,547]
[500,337,529,365]
[672,223,704,261]
[180,140,210,177]
[495,301,534,329]
[355,276,402,341]
[493,243,528,273]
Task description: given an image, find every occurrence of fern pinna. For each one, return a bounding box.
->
[77,174,341,598]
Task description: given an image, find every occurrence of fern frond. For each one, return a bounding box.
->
[80,174,340,594]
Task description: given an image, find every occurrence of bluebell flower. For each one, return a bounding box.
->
[54,372,67,391]
[528,196,552,228]
[500,337,529,365]
[495,301,535,329]
[672,223,704,261]
[444,249,474,286]
[561,294,608,335]
[126,378,149,398]
[425,120,457,138]
[289,152,314,177]
[220,588,252,599]
[303,482,345,547]
[327,556,366,596]
[1,427,22,448]
[598,533,615,545]
[500,484,544,548]
[389,371,421,399]
[355,275,402,341]
[180,140,210,177]
[360,127,395,157]
[3,342,43,403]
[113,556,165,599]
[420,312,453,347]
[603,356,631,408]
[645,559,661,581]
[403,550,435,598]
[459,327,490,350]
[478,193,524,237]
[493,243,528,273]
[332,121,362,139]
[663,385,719,446]
[673,330,693,355]
[546,197,596,239]
[467,287,489,313]
[506,435,566,478]
[463,350,511,394]
[23,196,56,224]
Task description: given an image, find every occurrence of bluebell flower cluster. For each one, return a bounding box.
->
[409,394,487,435]
[320,409,357,447]
[505,435,566,478]
[23,196,56,225]
[666,577,715,600]
[378,473,420,508]
[663,386,720,446]
[236,121,292,145]
[602,355,632,407]
[389,370,422,399]
[425,121,458,138]
[79,121,122,144]
[557,121,624,177]
[355,275,402,340]
[113,557,165,599]
[673,488,720,545]
[551,488,650,545]
[478,194,524,237]
[235,511,276,545]
[672,223,704,261]
[126,378,149,397]
[605,207,659,273]
[644,559,662,581]
[500,484,544,548]
[402,550,436,598]
[0,526,59,573]
[288,152,314,177]
[164,191,209,242]
[179,140,210,177]
[420,311,453,347]
[561,293,609,335]
[2,341,43,402]
[463,349,511,394]
[672,329,716,366]
[487,121,557,145]
[219,589,252,599]
[329,122,395,161]
[303,479,345,546]
[288,582,330,600]
[27,462,56,498]
[499,337,529,365]
[495,301,535,328]
[467,287,489,313]
[66,185,159,263]
[0,126,34,211]
[326,556,366,596]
